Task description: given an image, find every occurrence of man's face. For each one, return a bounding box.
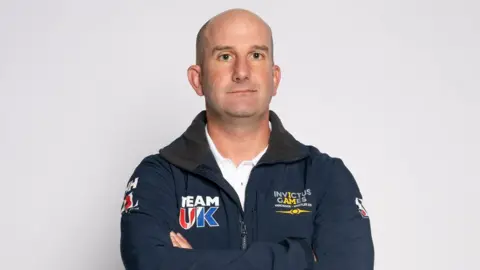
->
[199,15,280,118]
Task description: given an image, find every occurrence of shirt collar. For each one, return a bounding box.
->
[205,124,270,166]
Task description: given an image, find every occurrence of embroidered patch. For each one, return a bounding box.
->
[179,196,220,230]
[273,189,313,215]
[275,209,311,215]
[355,197,369,218]
[121,177,139,214]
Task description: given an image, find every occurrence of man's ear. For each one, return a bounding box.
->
[187,65,203,96]
[272,64,281,96]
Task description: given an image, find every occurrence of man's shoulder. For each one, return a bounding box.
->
[302,144,350,173]
[134,153,172,172]
[304,144,340,162]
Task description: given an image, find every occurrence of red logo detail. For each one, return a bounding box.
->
[355,198,369,218]
[179,208,196,230]
[121,177,139,213]
[124,193,133,210]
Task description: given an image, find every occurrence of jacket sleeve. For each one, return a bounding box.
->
[311,158,375,270]
[120,155,314,270]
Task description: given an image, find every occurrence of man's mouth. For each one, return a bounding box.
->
[228,89,257,94]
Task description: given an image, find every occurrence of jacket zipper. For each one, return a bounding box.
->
[240,218,247,250]
[195,166,249,250]
[240,167,261,250]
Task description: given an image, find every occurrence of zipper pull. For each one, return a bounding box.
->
[240,220,247,250]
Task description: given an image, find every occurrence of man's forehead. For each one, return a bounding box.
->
[194,9,274,64]
[205,33,271,49]
[204,12,272,47]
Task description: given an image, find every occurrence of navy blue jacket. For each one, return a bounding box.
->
[120,111,374,270]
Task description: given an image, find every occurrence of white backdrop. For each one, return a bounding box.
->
[1,0,479,269]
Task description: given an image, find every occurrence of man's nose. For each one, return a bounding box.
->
[232,58,250,82]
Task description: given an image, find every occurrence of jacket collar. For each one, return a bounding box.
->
[158,110,309,172]
[205,124,268,166]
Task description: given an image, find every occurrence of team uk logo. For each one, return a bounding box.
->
[179,196,220,230]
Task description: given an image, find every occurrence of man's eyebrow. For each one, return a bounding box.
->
[211,45,270,55]
[211,46,234,55]
[252,45,269,52]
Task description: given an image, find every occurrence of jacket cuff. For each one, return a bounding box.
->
[279,237,315,270]
[296,238,315,269]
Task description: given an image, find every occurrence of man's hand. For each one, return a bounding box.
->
[170,230,315,262]
[170,231,193,249]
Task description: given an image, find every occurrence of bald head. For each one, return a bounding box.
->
[195,9,274,66]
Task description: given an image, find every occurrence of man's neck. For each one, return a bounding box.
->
[206,111,270,166]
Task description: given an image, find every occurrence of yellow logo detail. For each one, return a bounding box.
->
[276,209,311,215]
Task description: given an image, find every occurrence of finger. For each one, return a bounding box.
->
[171,232,188,249]
[176,233,192,249]
[175,233,191,249]
[175,232,187,243]
[172,238,181,247]
[170,232,180,247]
[170,233,178,247]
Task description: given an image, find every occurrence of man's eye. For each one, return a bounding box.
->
[252,52,263,59]
[219,54,231,61]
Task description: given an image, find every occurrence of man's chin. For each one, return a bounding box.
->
[224,110,257,118]
[206,104,267,120]
[224,107,270,120]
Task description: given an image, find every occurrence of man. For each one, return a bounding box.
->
[120,8,374,270]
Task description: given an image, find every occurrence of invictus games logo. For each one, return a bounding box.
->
[273,189,313,215]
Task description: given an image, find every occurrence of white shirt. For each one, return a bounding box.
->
[205,125,269,210]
